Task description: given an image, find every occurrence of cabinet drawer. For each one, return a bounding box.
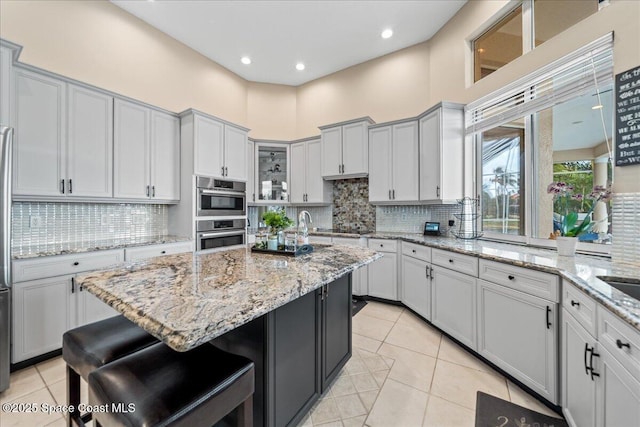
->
[479,259,559,302]
[368,238,398,253]
[12,249,124,283]
[309,235,332,244]
[402,242,431,262]
[598,306,640,381]
[432,248,478,277]
[125,241,193,261]
[562,281,597,337]
[332,237,366,247]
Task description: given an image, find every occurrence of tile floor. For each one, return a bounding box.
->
[0,301,562,427]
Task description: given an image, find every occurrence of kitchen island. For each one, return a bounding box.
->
[76,244,381,427]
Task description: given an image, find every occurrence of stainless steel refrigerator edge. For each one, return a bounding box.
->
[0,126,13,392]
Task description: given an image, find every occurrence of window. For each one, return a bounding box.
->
[468,34,614,252]
[473,0,599,82]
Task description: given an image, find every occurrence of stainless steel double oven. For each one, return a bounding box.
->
[195,177,247,251]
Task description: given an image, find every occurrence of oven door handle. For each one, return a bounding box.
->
[199,188,245,197]
[198,231,246,238]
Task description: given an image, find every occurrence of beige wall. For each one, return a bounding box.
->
[1,0,638,190]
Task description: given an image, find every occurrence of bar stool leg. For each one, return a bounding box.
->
[66,366,81,427]
[237,395,253,427]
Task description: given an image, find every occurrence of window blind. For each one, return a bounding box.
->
[465,32,614,134]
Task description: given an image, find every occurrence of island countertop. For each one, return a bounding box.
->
[75,244,381,352]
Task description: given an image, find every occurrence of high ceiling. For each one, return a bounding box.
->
[111,0,467,86]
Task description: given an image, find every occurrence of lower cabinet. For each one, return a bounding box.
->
[368,239,398,300]
[431,265,477,350]
[477,279,557,403]
[77,285,119,326]
[401,255,431,320]
[597,345,640,426]
[322,274,352,389]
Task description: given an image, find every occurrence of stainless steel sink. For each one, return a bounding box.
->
[597,276,640,300]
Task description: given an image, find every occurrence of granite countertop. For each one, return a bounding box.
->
[12,235,192,260]
[76,244,381,352]
[366,232,640,332]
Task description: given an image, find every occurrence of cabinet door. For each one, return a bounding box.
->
[419,109,441,201]
[13,69,66,196]
[150,110,180,201]
[342,121,368,175]
[562,309,597,427]
[67,84,113,198]
[77,287,118,326]
[0,46,12,126]
[193,114,224,178]
[401,256,431,320]
[597,346,640,427]
[368,252,397,300]
[224,125,247,181]
[321,127,342,177]
[113,99,150,199]
[247,140,255,203]
[290,142,306,204]
[322,274,352,391]
[12,275,75,362]
[392,121,419,201]
[477,279,557,403]
[431,266,476,350]
[368,126,392,202]
[305,139,329,203]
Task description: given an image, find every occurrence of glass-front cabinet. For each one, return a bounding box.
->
[254,143,290,204]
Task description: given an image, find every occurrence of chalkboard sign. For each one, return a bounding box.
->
[615,65,640,166]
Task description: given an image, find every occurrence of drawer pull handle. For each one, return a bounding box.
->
[546,306,552,329]
[571,300,580,307]
[508,275,515,280]
[161,250,166,254]
[449,259,453,263]
[412,249,416,253]
[616,339,631,350]
[380,244,384,248]
[73,262,79,266]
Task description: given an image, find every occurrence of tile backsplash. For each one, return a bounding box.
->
[611,193,640,265]
[376,204,460,234]
[11,202,168,256]
[333,178,376,231]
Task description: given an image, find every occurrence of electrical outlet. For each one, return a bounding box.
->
[101,214,111,226]
[29,215,43,228]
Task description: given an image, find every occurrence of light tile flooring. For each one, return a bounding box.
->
[0,301,562,427]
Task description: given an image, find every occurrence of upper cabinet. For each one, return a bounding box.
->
[114,99,179,202]
[291,138,331,205]
[187,111,248,181]
[369,120,419,203]
[247,139,256,204]
[419,103,465,203]
[14,71,113,199]
[320,118,373,179]
[256,143,289,203]
[0,42,16,126]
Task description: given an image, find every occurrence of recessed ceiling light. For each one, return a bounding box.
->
[241,56,251,65]
[478,48,485,53]
[381,29,393,39]
[296,63,305,71]
[592,104,603,110]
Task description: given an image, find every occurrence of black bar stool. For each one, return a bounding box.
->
[88,342,255,427]
[62,315,158,426]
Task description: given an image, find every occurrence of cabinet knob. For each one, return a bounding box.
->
[380,244,384,248]
[73,262,79,266]
[161,250,166,254]
[412,249,416,253]
[571,300,580,307]
[448,259,453,263]
[616,339,631,349]
[508,275,515,280]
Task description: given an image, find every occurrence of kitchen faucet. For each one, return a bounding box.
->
[298,210,313,245]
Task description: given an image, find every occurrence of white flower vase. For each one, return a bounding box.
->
[556,236,578,256]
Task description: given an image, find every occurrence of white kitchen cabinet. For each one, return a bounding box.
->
[13,69,66,196]
[114,99,179,201]
[332,237,368,296]
[597,345,640,426]
[191,112,248,181]
[369,120,419,203]
[77,285,119,327]
[431,264,477,350]
[401,254,431,320]
[419,103,464,203]
[124,241,193,261]
[247,139,256,203]
[67,84,113,198]
[320,118,373,179]
[291,139,331,204]
[367,239,398,300]
[0,42,14,125]
[477,279,557,403]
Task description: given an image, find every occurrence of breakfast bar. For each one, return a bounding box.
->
[75,244,381,426]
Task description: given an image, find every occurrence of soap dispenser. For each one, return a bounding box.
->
[297,211,312,245]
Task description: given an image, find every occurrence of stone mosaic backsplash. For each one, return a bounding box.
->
[333,178,376,231]
[612,193,640,265]
[376,204,460,234]
[11,202,168,257]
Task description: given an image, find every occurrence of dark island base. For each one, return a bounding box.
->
[213,273,353,427]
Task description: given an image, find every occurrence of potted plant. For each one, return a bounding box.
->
[547,182,611,256]
[262,208,294,250]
